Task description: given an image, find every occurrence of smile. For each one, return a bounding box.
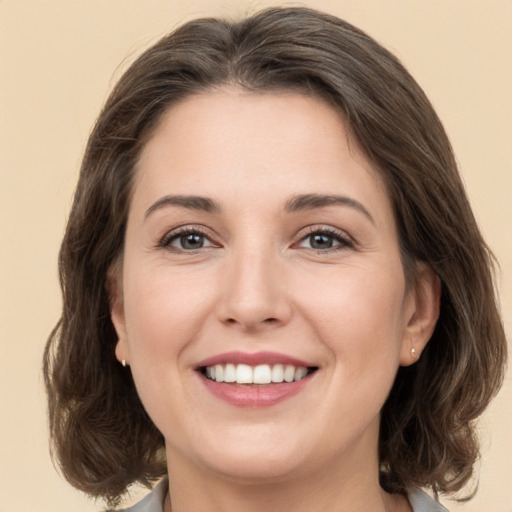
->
[202,363,313,384]
[195,352,318,407]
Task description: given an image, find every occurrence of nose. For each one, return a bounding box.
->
[216,245,293,332]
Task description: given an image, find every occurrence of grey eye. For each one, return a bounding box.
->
[296,227,353,252]
[308,233,335,249]
[163,230,216,251]
[177,233,205,250]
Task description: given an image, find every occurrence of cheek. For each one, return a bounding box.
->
[121,265,214,434]
[122,264,212,365]
[297,261,407,372]
[284,260,409,453]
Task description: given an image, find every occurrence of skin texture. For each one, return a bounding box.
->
[111,90,439,512]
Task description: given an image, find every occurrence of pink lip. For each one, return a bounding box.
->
[196,351,313,368]
[199,375,313,408]
[195,351,317,408]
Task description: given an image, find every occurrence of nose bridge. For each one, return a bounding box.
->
[217,235,291,329]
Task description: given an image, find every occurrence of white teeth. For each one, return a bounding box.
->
[223,363,236,383]
[214,364,224,383]
[271,364,284,383]
[253,364,272,384]
[204,363,311,384]
[294,367,308,381]
[284,365,296,383]
[236,364,253,384]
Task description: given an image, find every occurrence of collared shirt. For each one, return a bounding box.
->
[120,479,449,512]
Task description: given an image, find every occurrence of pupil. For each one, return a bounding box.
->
[181,234,203,249]
[311,234,333,249]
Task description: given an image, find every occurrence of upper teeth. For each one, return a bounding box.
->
[204,364,309,384]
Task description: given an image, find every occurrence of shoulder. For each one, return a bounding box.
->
[407,488,450,512]
[117,478,168,512]
[115,481,446,512]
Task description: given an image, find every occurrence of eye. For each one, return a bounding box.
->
[297,228,353,251]
[159,228,217,252]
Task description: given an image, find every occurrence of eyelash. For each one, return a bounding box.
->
[296,226,354,252]
[158,226,217,253]
[158,226,354,253]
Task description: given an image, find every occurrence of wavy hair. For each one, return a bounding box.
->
[44,6,507,506]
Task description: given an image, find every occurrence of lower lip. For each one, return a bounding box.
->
[199,374,312,408]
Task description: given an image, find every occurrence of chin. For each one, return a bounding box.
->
[205,453,307,484]
[191,425,313,483]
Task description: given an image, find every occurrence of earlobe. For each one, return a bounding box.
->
[399,263,441,366]
[107,264,130,366]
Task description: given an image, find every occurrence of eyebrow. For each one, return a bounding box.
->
[144,193,374,224]
[145,195,221,219]
[285,193,374,224]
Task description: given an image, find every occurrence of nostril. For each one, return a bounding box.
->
[225,317,278,324]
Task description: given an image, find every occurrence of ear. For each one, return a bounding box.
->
[399,263,440,366]
[107,262,130,366]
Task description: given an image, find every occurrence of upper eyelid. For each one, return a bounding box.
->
[295,226,356,251]
[156,223,355,247]
[295,224,354,241]
[158,225,218,247]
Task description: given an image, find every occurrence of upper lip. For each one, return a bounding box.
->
[195,351,315,369]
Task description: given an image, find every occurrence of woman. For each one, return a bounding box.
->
[44,7,507,512]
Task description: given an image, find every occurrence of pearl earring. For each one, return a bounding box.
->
[122,359,127,367]
[411,347,417,359]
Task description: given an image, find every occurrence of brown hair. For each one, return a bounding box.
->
[44,6,507,505]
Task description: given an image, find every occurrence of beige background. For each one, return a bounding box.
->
[1,1,510,511]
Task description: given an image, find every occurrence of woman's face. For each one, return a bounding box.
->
[112,90,437,484]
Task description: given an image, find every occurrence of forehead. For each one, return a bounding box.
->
[132,89,391,219]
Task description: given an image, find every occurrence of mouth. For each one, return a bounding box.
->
[200,363,317,385]
[194,352,318,407]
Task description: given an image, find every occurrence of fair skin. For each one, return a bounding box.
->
[111,89,440,512]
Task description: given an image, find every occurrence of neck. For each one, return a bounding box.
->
[164,468,410,512]
[163,429,411,512]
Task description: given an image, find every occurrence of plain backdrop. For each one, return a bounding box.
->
[1,1,510,511]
